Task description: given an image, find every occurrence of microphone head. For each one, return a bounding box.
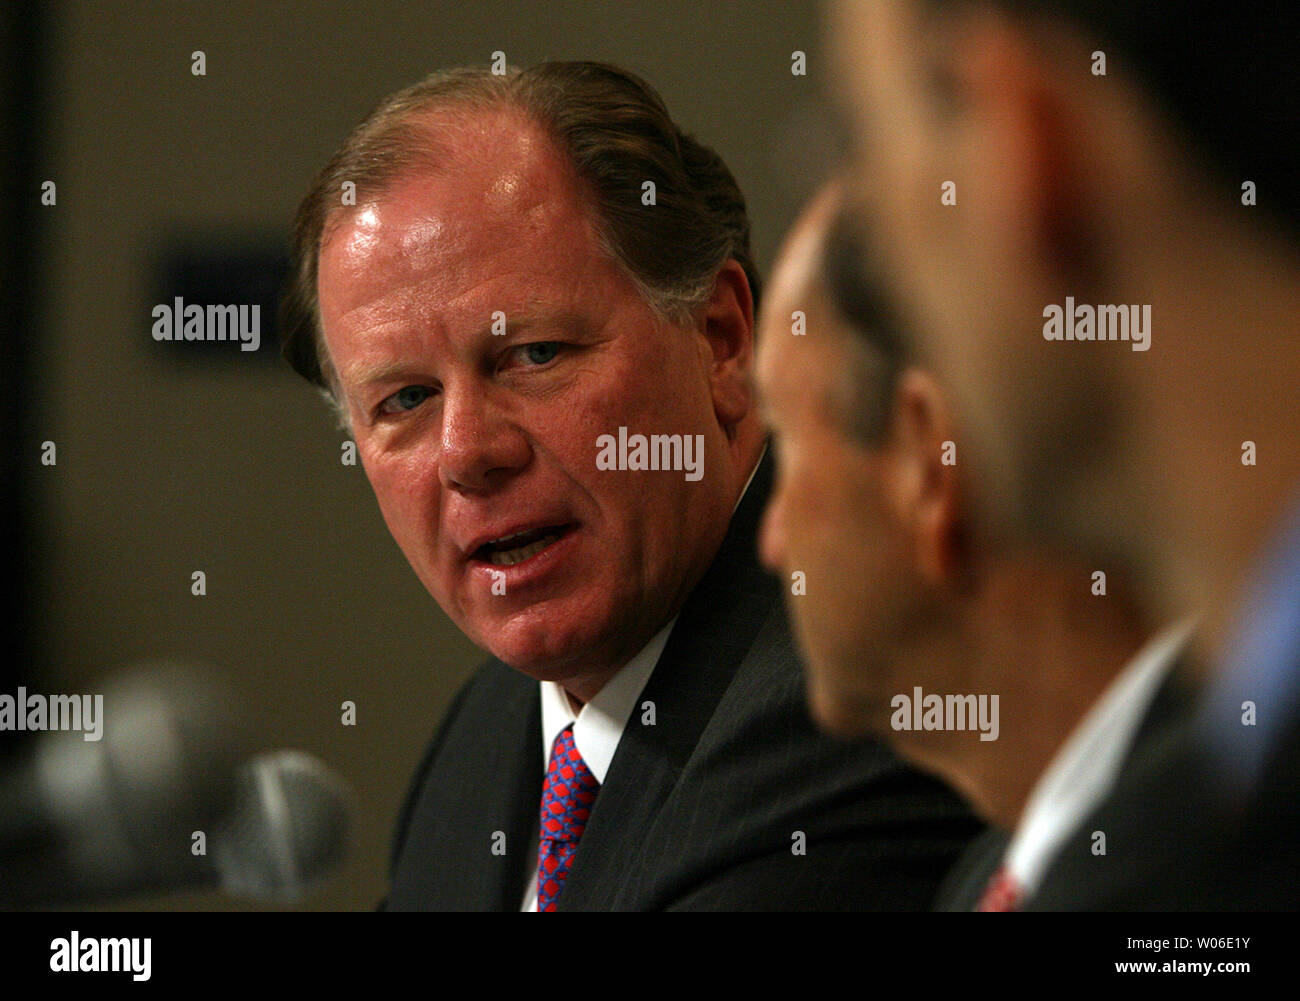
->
[213,749,353,903]
[34,660,249,886]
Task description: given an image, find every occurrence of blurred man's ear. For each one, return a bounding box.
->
[885,368,966,588]
[702,259,756,431]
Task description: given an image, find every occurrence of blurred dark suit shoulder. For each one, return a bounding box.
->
[1028,665,1300,909]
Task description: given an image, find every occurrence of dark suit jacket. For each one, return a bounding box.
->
[1027,664,1300,909]
[933,669,1196,911]
[384,453,983,910]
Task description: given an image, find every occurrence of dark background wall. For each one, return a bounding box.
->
[17,0,836,910]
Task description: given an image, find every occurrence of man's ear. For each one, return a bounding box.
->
[885,368,968,588]
[701,259,756,433]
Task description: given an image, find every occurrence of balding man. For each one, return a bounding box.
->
[281,61,980,910]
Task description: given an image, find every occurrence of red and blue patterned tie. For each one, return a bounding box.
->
[536,724,600,911]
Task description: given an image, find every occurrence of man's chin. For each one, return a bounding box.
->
[460,589,660,682]
[474,620,607,682]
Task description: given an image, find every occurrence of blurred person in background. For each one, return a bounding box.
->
[824,1,1300,907]
[756,182,1190,910]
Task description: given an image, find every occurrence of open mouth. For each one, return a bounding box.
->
[472,524,576,567]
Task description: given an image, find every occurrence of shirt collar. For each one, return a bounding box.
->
[539,616,676,783]
[536,445,766,781]
[735,443,766,513]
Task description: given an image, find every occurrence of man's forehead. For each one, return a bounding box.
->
[758,300,844,419]
[757,194,840,395]
[317,113,607,339]
[323,106,594,262]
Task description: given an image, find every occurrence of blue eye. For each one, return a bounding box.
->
[521,342,560,365]
[381,385,432,413]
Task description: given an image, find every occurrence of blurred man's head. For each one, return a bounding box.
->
[827,1,1300,651]
[284,63,766,698]
[757,183,1148,822]
[756,185,961,735]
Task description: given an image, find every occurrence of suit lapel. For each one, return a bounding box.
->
[1115,659,1199,776]
[557,450,780,909]
[485,676,544,910]
[1025,657,1200,910]
[390,666,542,910]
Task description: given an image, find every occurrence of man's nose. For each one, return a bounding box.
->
[437,384,531,494]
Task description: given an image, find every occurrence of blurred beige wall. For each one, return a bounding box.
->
[33,0,834,910]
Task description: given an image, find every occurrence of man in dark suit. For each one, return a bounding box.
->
[1029,530,1300,910]
[386,450,980,910]
[281,60,980,910]
[821,0,1300,908]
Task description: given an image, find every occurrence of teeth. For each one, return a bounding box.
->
[487,531,560,566]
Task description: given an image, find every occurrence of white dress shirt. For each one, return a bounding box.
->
[520,448,766,911]
[520,616,676,911]
[1003,618,1195,899]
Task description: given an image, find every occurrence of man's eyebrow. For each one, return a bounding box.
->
[346,359,420,388]
[501,309,590,336]
[342,311,591,387]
